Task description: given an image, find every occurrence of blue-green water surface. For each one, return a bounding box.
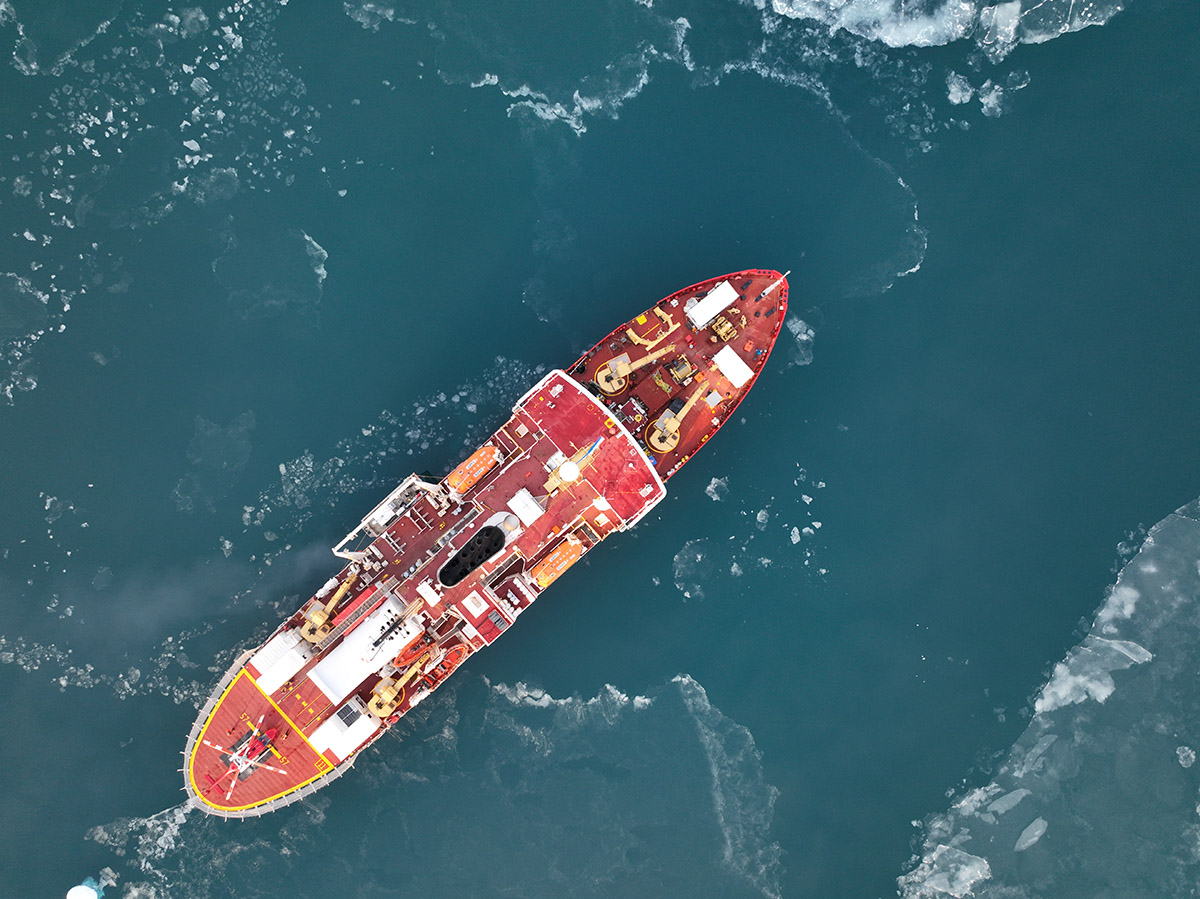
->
[1,1,1198,896]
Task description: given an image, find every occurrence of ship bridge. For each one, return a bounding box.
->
[501,369,666,529]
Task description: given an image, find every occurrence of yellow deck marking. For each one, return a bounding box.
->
[188,669,337,812]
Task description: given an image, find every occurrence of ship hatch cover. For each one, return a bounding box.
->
[439,525,506,587]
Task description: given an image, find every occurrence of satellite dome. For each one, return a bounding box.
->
[559,460,581,482]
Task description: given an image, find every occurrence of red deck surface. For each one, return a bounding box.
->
[569,269,788,480]
[187,671,333,812]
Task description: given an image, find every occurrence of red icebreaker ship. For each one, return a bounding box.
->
[185,269,789,816]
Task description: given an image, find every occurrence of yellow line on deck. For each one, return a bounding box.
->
[188,669,336,813]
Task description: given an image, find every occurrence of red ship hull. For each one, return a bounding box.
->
[184,270,789,816]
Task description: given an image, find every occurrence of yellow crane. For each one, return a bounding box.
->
[626,307,679,348]
[646,382,707,454]
[299,570,359,644]
[595,343,676,395]
[367,650,432,717]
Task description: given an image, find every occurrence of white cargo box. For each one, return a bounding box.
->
[507,487,545,526]
[250,629,313,696]
[713,345,755,389]
[685,281,738,329]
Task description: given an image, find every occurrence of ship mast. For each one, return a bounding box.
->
[759,270,790,302]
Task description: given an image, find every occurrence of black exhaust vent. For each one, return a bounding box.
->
[439,525,506,587]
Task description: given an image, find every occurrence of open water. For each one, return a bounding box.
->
[1,1,1198,897]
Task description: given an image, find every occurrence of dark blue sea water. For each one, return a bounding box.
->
[1,1,1198,897]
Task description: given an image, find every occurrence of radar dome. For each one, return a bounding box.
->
[559,460,581,482]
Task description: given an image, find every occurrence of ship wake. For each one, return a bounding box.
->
[86,673,781,898]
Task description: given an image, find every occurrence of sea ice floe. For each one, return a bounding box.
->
[785,315,815,366]
[986,787,1030,816]
[673,538,714,599]
[706,477,730,501]
[1096,584,1139,633]
[900,844,992,898]
[946,71,974,105]
[1034,635,1152,714]
[1013,816,1047,851]
[901,497,1200,897]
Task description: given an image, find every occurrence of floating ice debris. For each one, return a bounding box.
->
[771,0,1121,59]
[1177,746,1196,769]
[978,80,1006,117]
[344,2,401,31]
[489,679,651,720]
[214,225,326,320]
[1034,635,1152,714]
[1013,817,1047,852]
[946,71,974,105]
[705,477,729,501]
[785,315,815,366]
[901,844,992,898]
[66,866,117,899]
[755,509,769,529]
[673,538,714,599]
[790,527,801,544]
[301,231,328,287]
[245,357,545,540]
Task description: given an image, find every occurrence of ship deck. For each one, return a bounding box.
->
[568,269,788,479]
[186,372,666,815]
